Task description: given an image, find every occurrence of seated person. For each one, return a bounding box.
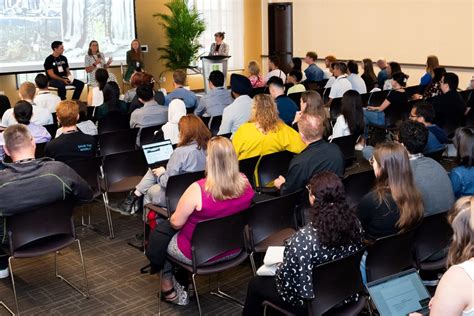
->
[286,70,306,95]
[327,62,352,105]
[87,68,108,107]
[247,60,265,88]
[382,61,402,90]
[218,74,253,136]
[449,127,474,198]
[293,90,330,137]
[130,85,168,128]
[56,101,97,137]
[2,81,53,127]
[268,76,298,125]
[128,72,166,113]
[164,69,198,109]
[34,73,61,113]
[162,99,187,144]
[0,124,92,278]
[303,51,324,82]
[194,70,233,117]
[44,100,97,162]
[264,55,287,83]
[274,113,344,195]
[409,102,447,154]
[123,71,143,103]
[159,137,254,305]
[44,41,85,101]
[0,101,51,160]
[94,82,128,120]
[346,60,367,94]
[329,89,364,141]
[419,55,439,87]
[113,115,210,215]
[243,171,364,315]
[376,58,389,89]
[232,94,306,160]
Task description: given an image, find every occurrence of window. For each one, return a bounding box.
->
[192,0,244,70]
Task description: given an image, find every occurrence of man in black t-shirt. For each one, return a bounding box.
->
[44,100,97,162]
[44,41,84,100]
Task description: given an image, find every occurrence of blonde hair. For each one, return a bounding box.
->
[248,60,261,76]
[249,94,283,134]
[447,196,474,267]
[426,55,440,77]
[205,137,247,200]
[19,81,36,100]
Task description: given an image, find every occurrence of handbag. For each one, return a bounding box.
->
[145,219,177,272]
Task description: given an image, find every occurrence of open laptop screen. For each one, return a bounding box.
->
[142,139,173,168]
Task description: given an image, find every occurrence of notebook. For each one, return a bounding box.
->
[366,268,431,316]
[256,246,285,276]
[142,139,173,168]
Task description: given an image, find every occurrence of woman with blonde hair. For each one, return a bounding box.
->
[232,94,306,160]
[247,60,265,88]
[410,196,473,316]
[420,55,440,87]
[160,136,254,305]
[293,90,330,137]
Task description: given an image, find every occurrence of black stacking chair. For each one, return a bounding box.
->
[256,151,295,193]
[139,124,165,146]
[238,156,260,189]
[250,87,268,97]
[35,141,48,158]
[287,92,302,109]
[209,115,222,136]
[366,90,389,107]
[329,97,343,121]
[331,134,359,167]
[425,147,446,162]
[342,170,375,205]
[98,128,138,156]
[44,123,58,138]
[200,116,211,126]
[97,112,130,134]
[0,94,11,119]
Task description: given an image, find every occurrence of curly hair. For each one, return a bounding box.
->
[249,94,283,134]
[308,171,363,247]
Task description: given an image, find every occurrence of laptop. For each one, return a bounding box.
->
[142,139,174,169]
[366,268,431,316]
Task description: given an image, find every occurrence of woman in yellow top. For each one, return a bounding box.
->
[232,94,306,160]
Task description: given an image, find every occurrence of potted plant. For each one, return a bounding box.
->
[154,0,206,71]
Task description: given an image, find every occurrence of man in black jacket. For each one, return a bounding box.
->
[0,124,93,279]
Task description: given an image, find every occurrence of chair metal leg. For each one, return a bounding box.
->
[250,252,257,276]
[102,192,115,239]
[8,257,19,315]
[158,270,163,316]
[0,301,15,315]
[192,274,202,316]
[209,273,244,308]
[55,240,90,298]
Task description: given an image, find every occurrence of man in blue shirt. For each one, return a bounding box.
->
[164,69,198,109]
[194,70,233,117]
[303,51,324,82]
[376,58,388,88]
[268,76,298,125]
[409,102,447,154]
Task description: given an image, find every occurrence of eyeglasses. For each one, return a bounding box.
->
[369,156,375,166]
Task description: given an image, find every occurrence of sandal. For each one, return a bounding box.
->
[160,286,189,306]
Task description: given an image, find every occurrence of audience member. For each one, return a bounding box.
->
[34,73,61,113]
[128,72,166,113]
[361,58,378,92]
[218,74,253,135]
[0,101,51,160]
[43,41,85,100]
[243,172,364,315]
[286,70,306,95]
[194,70,233,117]
[162,99,187,144]
[431,72,466,134]
[327,62,352,103]
[303,51,324,82]
[164,69,198,109]
[268,76,298,125]
[123,71,144,103]
[383,61,402,90]
[409,102,448,153]
[94,82,129,120]
[87,68,108,107]
[323,55,337,80]
[346,60,367,94]
[232,94,305,160]
[1,81,53,127]
[274,113,344,195]
[422,67,446,99]
[264,55,286,83]
[450,127,474,198]
[44,100,97,162]
[125,39,145,82]
[290,57,302,73]
[0,124,93,278]
[329,90,364,141]
[293,90,330,137]
[420,55,439,87]
[113,115,211,215]
[324,62,337,88]
[247,60,265,88]
[84,40,116,87]
[130,85,168,128]
[376,58,389,88]
[55,101,97,137]
[157,137,254,305]
[398,120,455,216]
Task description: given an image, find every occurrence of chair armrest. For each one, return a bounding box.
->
[144,203,169,218]
[262,300,295,316]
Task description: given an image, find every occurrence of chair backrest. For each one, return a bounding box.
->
[165,171,206,213]
[139,124,165,147]
[209,115,222,136]
[309,248,366,315]
[404,85,422,98]
[250,87,268,97]
[97,112,130,134]
[99,128,138,156]
[424,148,445,162]
[367,89,389,106]
[35,141,48,158]
[459,89,473,103]
[329,97,342,121]
[246,191,300,247]
[102,149,147,189]
[287,92,302,109]
[343,170,375,205]
[65,156,103,196]
[220,132,232,139]
[44,123,58,138]
[7,199,75,253]
[0,94,11,118]
[365,229,417,282]
[322,87,331,103]
[414,212,452,265]
[200,116,211,127]
[191,210,248,269]
[257,151,295,189]
[238,156,260,189]
[331,134,358,165]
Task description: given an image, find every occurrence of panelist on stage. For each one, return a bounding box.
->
[44,41,85,101]
[209,31,229,56]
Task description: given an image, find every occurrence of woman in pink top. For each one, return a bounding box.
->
[161,136,254,306]
[248,60,265,88]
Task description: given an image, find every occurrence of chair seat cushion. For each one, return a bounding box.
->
[254,228,296,253]
[12,234,75,258]
[144,203,168,218]
[167,251,248,275]
[324,295,366,315]
[420,258,446,271]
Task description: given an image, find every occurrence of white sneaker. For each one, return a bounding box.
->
[0,267,9,279]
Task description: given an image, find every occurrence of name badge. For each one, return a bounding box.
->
[57,64,64,73]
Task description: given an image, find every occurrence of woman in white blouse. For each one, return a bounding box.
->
[329,89,364,141]
[84,40,117,87]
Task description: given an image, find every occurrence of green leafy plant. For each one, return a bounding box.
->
[154,0,206,71]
